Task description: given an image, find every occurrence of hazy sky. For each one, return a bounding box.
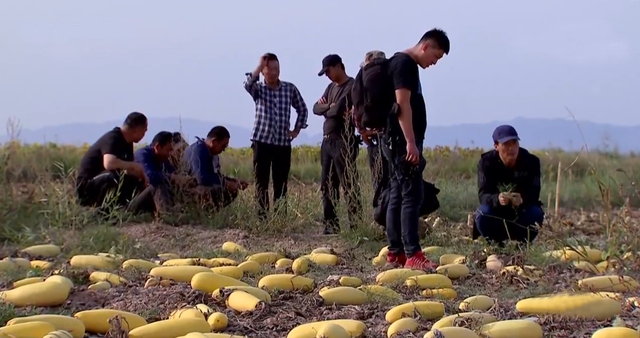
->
[1,0,638,136]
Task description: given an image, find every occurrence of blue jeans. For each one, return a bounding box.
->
[475,204,544,244]
[382,137,426,257]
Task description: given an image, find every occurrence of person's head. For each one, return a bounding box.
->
[261,53,280,84]
[150,131,174,160]
[205,126,230,155]
[317,54,346,82]
[121,112,148,143]
[410,29,450,69]
[492,125,520,167]
[360,50,386,68]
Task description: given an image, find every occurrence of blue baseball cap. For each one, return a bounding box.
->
[492,125,520,144]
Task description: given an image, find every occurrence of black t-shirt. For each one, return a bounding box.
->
[387,52,427,143]
[76,127,133,187]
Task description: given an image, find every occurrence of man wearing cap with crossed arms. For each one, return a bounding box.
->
[475,125,545,245]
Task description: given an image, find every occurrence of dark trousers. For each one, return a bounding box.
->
[76,172,147,210]
[127,182,238,215]
[475,204,544,244]
[252,141,292,219]
[366,135,390,210]
[320,135,363,228]
[382,137,426,257]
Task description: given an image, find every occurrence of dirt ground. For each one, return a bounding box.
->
[3,216,640,338]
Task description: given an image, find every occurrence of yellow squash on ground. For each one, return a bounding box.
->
[237,260,261,274]
[212,285,272,303]
[89,271,128,286]
[12,277,45,289]
[479,319,543,338]
[246,252,282,265]
[210,266,244,280]
[69,255,117,270]
[44,275,74,290]
[515,292,622,320]
[88,281,111,291]
[4,257,31,269]
[0,321,56,337]
[149,266,211,283]
[74,309,147,333]
[258,274,315,292]
[591,327,640,338]
[405,274,453,289]
[386,318,418,337]
[357,285,401,302]
[458,295,495,312]
[436,264,470,279]
[292,257,310,275]
[319,287,368,305]
[577,275,640,292]
[385,301,445,323]
[8,315,85,338]
[431,312,497,330]
[191,272,249,293]
[287,320,366,338]
[308,253,339,266]
[0,280,70,307]
[207,312,228,331]
[275,258,293,269]
[376,269,425,285]
[122,259,159,272]
[421,288,457,300]
[30,260,54,269]
[221,241,247,254]
[338,276,362,287]
[226,290,264,312]
[128,318,210,338]
[44,330,74,338]
[439,254,466,265]
[20,244,61,258]
[315,322,350,338]
[169,308,206,320]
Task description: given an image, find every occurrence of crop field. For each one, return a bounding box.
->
[0,142,640,338]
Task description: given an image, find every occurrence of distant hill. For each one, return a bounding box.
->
[2,117,639,152]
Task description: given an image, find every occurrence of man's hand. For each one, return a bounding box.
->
[499,192,511,206]
[329,103,335,108]
[362,133,372,146]
[317,97,327,105]
[405,142,419,165]
[258,55,268,70]
[126,163,147,184]
[510,192,523,207]
[288,129,300,140]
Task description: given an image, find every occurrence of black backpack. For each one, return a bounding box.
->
[352,58,396,130]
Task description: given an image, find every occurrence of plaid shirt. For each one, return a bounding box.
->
[243,73,309,146]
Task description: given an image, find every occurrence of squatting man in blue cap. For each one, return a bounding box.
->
[474,125,544,245]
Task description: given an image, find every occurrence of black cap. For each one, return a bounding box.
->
[492,125,520,144]
[318,54,343,76]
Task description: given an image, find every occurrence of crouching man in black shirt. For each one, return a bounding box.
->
[475,125,545,245]
[75,112,149,212]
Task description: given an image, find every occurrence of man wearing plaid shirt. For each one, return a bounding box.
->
[243,53,309,220]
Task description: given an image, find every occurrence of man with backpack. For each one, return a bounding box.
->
[352,29,450,271]
[313,54,363,234]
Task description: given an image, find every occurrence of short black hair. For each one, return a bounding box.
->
[263,53,279,62]
[172,132,186,144]
[123,112,148,129]
[206,126,230,140]
[418,28,450,54]
[151,131,173,147]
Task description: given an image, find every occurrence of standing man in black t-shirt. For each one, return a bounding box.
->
[383,29,450,271]
[75,112,150,211]
[313,54,363,234]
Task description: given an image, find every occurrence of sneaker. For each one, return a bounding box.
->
[405,251,438,272]
[386,252,407,268]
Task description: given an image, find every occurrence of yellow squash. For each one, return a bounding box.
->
[148,266,211,283]
[319,287,368,305]
[386,318,418,337]
[0,321,56,337]
[0,280,69,307]
[405,274,453,289]
[20,244,61,258]
[258,274,315,292]
[74,309,147,333]
[376,269,425,285]
[385,301,445,323]
[516,292,622,320]
[69,255,117,270]
[191,272,249,293]
[128,318,210,338]
[8,315,85,338]
[287,320,366,338]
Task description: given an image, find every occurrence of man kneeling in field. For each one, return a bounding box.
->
[184,126,248,209]
[130,131,195,213]
[475,125,544,245]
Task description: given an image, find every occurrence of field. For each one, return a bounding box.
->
[1,141,640,338]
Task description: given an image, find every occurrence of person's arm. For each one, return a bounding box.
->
[312,84,332,116]
[101,135,137,171]
[478,158,500,207]
[522,156,542,205]
[243,68,262,100]
[290,84,309,133]
[351,69,365,131]
[390,59,417,144]
[133,149,165,186]
[188,144,221,187]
